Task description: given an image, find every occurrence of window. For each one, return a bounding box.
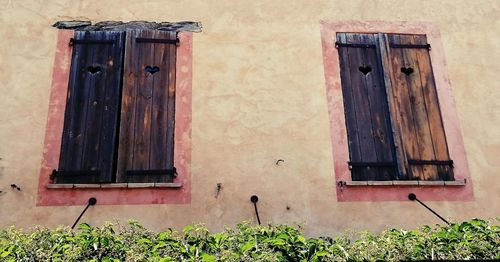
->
[336,32,454,182]
[321,22,472,201]
[38,29,193,205]
[52,30,178,184]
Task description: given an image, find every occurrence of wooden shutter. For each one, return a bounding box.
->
[336,33,397,181]
[117,30,177,183]
[384,34,454,180]
[57,31,125,183]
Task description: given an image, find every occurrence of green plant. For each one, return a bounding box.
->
[0,219,498,261]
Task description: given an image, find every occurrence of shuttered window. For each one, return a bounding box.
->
[53,30,177,184]
[337,33,454,181]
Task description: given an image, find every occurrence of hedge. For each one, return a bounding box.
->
[0,219,498,261]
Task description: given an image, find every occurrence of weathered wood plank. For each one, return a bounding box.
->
[398,34,438,180]
[60,31,94,183]
[58,31,90,183]
[165,31,177,183]
[150,31,176,182]
[377,33,409,180]
[337,33,364,180]
[81,31,110,183]
[387,34,424,180]
[360,34,396,180]
[413,35,454,180]
[71,31,95,181]
[345,33,378,180]
[98,31,125,183]
[150,31,169,172]
[133,30,155,175]
[116,29,139,182]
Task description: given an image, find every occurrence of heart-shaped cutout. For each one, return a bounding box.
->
[87,66,101,74]
[145,66,160,74]
[401,67,414,76]
[358,66,372,75]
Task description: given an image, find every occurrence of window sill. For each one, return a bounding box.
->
[47,182,183,189]
[343,179,466,187]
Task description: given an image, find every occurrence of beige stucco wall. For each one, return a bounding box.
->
[0,0,499,235]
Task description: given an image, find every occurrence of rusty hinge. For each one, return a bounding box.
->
[69,38,115,46]
[389,44,431,50]
[335,42,376,49]
[51,169,101,179]
[407,159,453,167]
[125,167,178,177]
[136,38,179,45]
[348,162,395,169]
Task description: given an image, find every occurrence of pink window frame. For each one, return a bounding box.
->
[37,30,193,206]
[320,21,474,201]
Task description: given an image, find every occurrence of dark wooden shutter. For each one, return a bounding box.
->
[57,31,125,183]
[385,34,453,180]
[117,30,177,183]
[336,33,397,181]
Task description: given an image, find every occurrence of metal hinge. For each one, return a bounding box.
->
[335,42,376,49]
[136,38,179,45]
[69,38,115,46]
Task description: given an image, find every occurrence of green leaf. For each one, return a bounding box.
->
[77,223,91,231]
[240,241,254,253]
[201,253,216,262]
[183,225,195,233]
[277,233,289,240]
[137,238,152,245]
[297,235,306,243]
[315,250,329,257]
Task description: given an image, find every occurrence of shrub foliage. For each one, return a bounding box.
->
[0,219,498,261]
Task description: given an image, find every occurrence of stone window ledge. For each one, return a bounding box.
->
[343,179,466,187]
[47,183,182,189]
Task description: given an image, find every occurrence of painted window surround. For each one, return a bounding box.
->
[37,30,192,206]
[320,21,474,202]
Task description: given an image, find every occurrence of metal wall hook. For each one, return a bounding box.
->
[71,197,97,229]
[408,193,450,225]
[250,195,261,225]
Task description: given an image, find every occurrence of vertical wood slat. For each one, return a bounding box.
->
[116,29,138,183]
[165,31,177,176]
[412,35,454,180]
[58,31,90,182]
[337,33,363,180]
[80,31,110,183]
[386,34,425,180]
[57,31,124,183]
[134,30,155,172]
[117,30,177,183]
[360,34,397,180]
[337,33,397,181]
[100,32,126,183]
[347,33,378,181]
[377,33,409,179]
[400,34,438,180]
[151,31,177,179]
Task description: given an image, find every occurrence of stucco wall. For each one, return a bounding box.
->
[0,0,499,235]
